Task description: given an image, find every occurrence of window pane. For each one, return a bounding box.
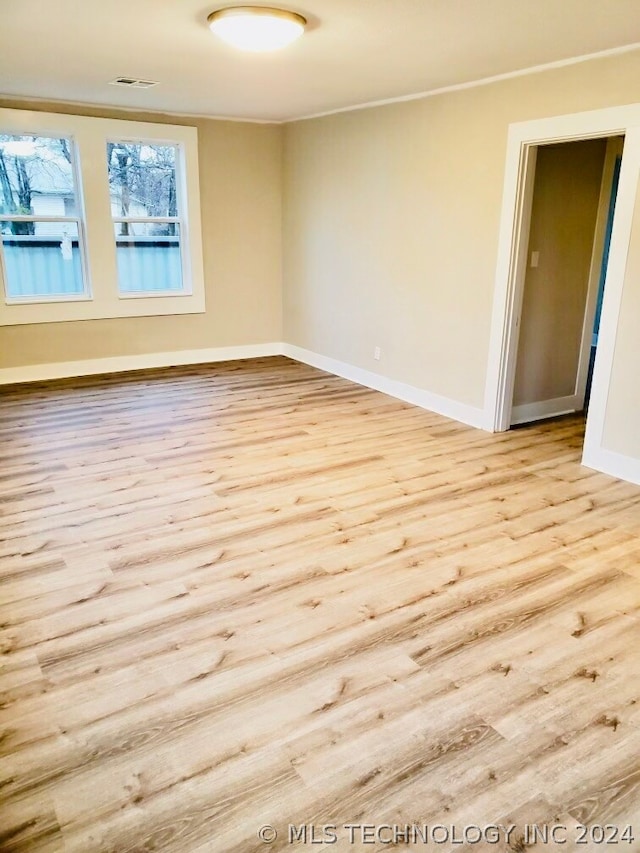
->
[1,221,84,298]
[115,222,183,293]
[0,134,79,217]
[107,142,178,219]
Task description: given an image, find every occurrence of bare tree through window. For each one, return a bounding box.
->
[107,142,178,236]
[0,135,75,235]
[0,134,86,298]
[107,141,184,293]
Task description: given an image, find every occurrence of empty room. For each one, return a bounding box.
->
[3,2,640,851]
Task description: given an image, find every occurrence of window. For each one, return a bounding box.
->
[0,108,205,327]
[107,141,186,295]
[0,134,88,301]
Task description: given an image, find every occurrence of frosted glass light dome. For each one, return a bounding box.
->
[208,7,306,52]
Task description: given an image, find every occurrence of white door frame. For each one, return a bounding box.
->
[483,104,640,470]
[509,136,625,427]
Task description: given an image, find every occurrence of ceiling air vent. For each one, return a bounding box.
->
[109,77,159,88]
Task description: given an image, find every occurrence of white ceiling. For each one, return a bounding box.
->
[2,1,640,122]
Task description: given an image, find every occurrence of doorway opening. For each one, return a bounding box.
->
[510,135,624,428]
[584,150,623,411]
[484,105,640,482]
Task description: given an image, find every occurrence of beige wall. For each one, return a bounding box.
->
[0,99,283,368]
[283,49,640,410]
[4,52,640,470]
[513,138,606,408]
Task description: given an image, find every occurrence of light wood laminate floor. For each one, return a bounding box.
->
[1,357,640,853]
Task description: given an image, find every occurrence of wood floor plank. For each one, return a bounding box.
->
[1,356,640,851]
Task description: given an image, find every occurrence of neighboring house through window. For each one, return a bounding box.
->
[0,133,89,300]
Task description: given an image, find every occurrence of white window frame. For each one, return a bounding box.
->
[107,137,191,299]
[0,109,205,326]
[0,132,91,304]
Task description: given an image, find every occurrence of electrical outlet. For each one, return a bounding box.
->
[530,250,540,268]
[374,346,381,361]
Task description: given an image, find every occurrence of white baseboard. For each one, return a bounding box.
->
[581,444,640,487]
[0,343,284,385]
[2,339,485,429]
[5,339,640,487]
[511,394,581,425]
[281,343,488,430]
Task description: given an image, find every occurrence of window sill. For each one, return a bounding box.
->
[117,289,191,299]
[4,293,92,306]
[0,290,205,326]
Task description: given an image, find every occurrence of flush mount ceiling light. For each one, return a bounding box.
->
[207,6,306,52]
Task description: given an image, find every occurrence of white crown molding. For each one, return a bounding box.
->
[293,42,640,122]
[3,42,640,126]
[0,93,281,125]
[281,343,489,430]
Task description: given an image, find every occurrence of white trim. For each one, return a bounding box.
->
[0,215,80,223]
[485,104,640,489]
[583,127,640,456]
[0,108,206,326]
[0,343,283,385]
[1,339,484,429]
[496,143,538,430]
[282,343,488,430]
[5,334,640,491]
[582,445,640,487]
[0,339,484,431]
[295,44,640,123]
[485,104,640,430]
[511,395,580,426]
[0,93,280,125]
[3,44,640,126]
[4,337,640,491]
